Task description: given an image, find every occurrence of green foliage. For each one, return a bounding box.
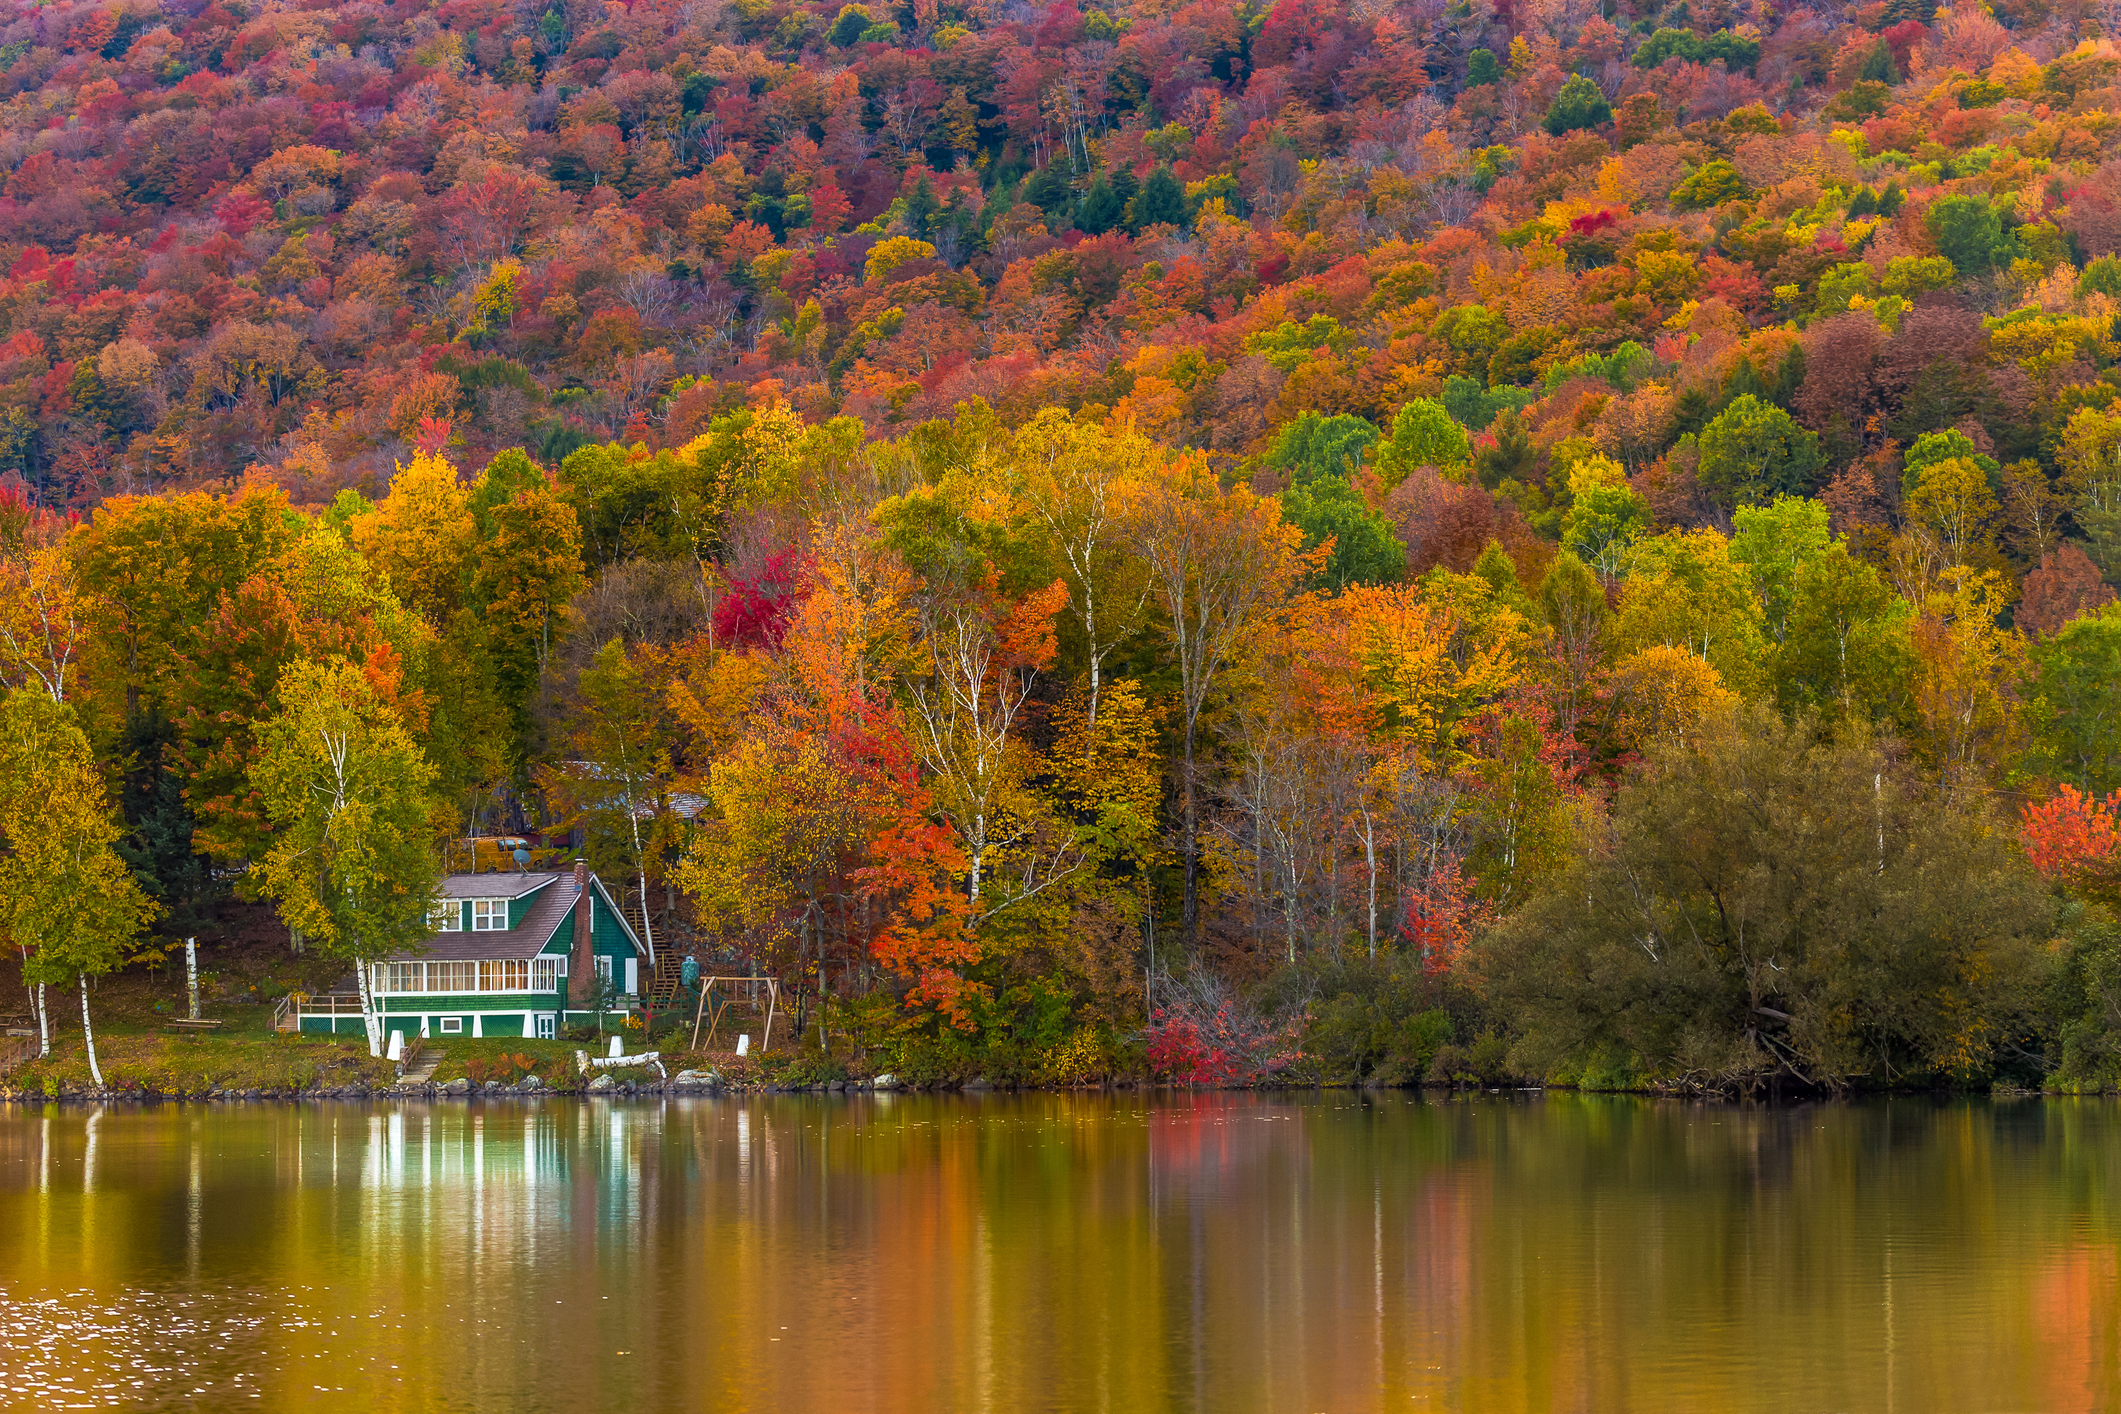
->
[1442,374,1535,431]
[2024,606,2121,793]
[1126,166,1188,231]
[1466,47,1500,86]
[1542,341,1652,393]
[1375,398,1471,485]
[1544,74,1613,136]
[1695,395,1826,507]
[1926,194,2016,277]
[1672,159,1748,209]
[1631,27,1761,73]
[1263,409,1380,484]
[1245,315,1354,373]
[1280,475,1405,590]
[1482,708,2055,1091]
[2080,255,2121,301]
[1076,174,1123,234]
[1729,495,1833,641]
[1881,255,1958,298]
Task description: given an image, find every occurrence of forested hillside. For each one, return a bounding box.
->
[5,0,2121,1093]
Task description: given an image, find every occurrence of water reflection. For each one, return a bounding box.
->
[0,1094,2117,1411]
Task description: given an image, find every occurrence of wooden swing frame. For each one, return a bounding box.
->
[688,975,781,1054]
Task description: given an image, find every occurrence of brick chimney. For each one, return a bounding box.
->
[569,860,594,1011]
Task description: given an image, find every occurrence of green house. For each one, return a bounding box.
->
[296,862,647,1040]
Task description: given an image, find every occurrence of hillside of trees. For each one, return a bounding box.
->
[7,0,2121,1092]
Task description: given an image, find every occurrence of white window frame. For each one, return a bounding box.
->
[432,901,462,932]
[438,1017,463,1034]
[370,958,564,996]
[470,899,508,931]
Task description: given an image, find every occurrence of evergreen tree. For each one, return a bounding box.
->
[114,705,220,942]
[1126,166,1188,231]
[1025,161,1073,219]
[1077,175,1123,235]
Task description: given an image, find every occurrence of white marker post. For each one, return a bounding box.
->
[185,937,198,1021]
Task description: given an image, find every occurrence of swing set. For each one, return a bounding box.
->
[687,975,781,1053]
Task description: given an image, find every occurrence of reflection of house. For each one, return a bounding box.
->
[295,862,648,1039]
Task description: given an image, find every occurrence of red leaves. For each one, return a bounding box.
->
[1145,994,1304,1085]
[711,549,810,650]
[2021,785,2121,884]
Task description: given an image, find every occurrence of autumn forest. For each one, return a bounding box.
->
[5,0,2121,1095]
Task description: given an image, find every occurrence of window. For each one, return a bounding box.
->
[477,959,529,992]
[471,899,508,931]
[431,902,461,932]
[439,1017,463,1034]
[532,957,561,991]
[594,955,613,984]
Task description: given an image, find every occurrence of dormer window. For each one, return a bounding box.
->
[471,898,508,931]
[432,902,462,932]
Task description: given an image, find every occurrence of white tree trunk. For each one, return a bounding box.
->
[356,961,383,1058]
[34,979,47,1057]
[79,973,102,1088]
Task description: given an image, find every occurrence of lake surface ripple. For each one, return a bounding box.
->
[0,1092,2115,1412]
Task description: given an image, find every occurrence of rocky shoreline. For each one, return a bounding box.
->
[0,1070,1149,1103]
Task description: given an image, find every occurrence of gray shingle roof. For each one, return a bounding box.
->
[435,871,562,901]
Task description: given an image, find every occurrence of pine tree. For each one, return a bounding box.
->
[1126,166,1187,231]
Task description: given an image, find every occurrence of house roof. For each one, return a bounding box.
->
[436,871,560,901]
[420,871,577,962]
[323,868,649,994]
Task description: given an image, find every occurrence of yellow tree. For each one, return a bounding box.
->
[0,688,155,1076]
[901,574,1075,911]
[0,543,85,703]
[1611,528,1771,699]
[1910,568,2028,792]
[1125,459,1310,942]
[251,659,440,1057]
[353,451,475,627]
[1011,411,1156,733]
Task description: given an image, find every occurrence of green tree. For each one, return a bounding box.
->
[1376,398,1472,487]
[1263,411,1380,486]
[2024,605,2121,793]
[1771,546,1914,723]
[1926,194,2015,276]
[1695,395,1826,508]
[1280,476,1405,590]
[1076,175,1123,234]
[1729,495,1833,642]
[1560,455,1648,577]
[1545,74,1613,135]
[1126,166,1187,231]
[251,659,441,1057]
[1481,708,2053,1091]
[542,640,678,958]
[0,689,156,1078]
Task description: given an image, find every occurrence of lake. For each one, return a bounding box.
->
[0,1091,2114,1412]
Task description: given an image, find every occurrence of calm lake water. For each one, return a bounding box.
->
[0,1092,2116,1412]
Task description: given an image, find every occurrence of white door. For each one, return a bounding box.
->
[623,957,639,996]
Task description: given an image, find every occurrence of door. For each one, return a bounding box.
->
[535,1013,555,1040]
[623,957,639,997]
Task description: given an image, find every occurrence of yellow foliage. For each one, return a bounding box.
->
[353,452,474,627]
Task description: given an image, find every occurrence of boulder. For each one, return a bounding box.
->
[440,1077,472,1095]
[872,1073,899,1091]
[520,1074,542,1091]
[587,1074,615,1093]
